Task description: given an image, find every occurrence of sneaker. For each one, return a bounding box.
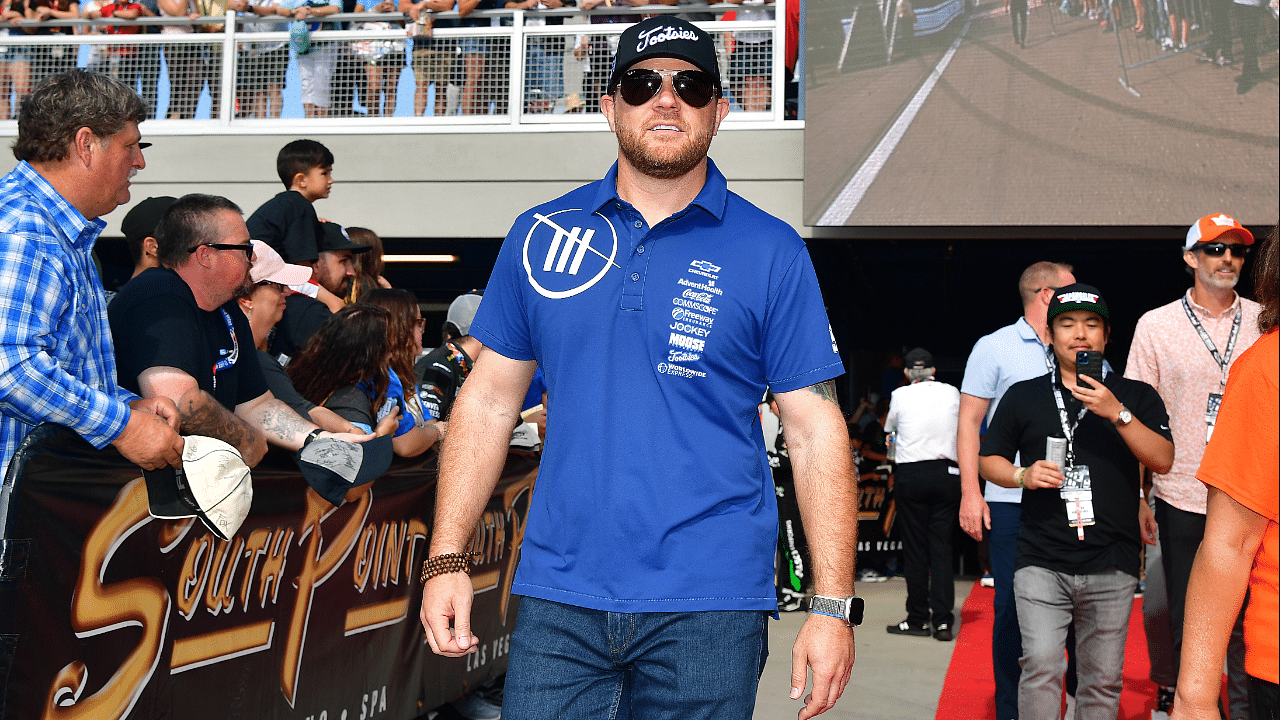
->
[934,623,953,641]
[450,694,502,720]
[857,568,887,583]
[980,573,995,588]
[1160,37,1174,49]
[887,619,931,636]
[1151,685,1174,719]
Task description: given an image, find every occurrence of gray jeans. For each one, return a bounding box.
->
[1015,565,1138,720]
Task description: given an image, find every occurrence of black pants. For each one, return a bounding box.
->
[1253,676,1279,720]
[1011,0,1029,44]
[895,459,961,627]
[1203,0,1235,59]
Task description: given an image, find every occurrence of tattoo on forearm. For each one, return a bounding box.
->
[255,401,313,445]
[805,380,838,404]
[180,393,259,452]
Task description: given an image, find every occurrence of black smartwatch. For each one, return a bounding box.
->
[809,595,864,627]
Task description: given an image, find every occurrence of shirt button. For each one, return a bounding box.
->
[637,245,645,254]
[631,273,639,281]
[633,220,643,228]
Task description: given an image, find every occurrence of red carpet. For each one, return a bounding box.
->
[936,580,1160,720]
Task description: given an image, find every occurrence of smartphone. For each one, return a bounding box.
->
[1076,351,1104,388]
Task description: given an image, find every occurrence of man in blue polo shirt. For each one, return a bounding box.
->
[419,16,859,720]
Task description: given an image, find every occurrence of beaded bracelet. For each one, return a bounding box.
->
[420,551,480,583]
[1015,466,1027,488]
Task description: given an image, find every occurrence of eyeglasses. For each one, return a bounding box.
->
[618,68,718,109]
[190,242,255,260]
[255,280,286,291]
[1193,242,1251,258]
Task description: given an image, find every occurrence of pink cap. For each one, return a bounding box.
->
[250,240,313,286]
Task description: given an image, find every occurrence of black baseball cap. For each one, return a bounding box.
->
[121,196,176,246]
[1047,283,1110,324]
[904,347,933,368]
[318,222,373,254]
[607,17,722,95]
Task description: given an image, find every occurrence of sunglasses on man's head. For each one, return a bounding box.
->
[1193,242,1251,258]
[618,68,718,109]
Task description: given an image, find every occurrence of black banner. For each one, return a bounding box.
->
[0,425,536,720]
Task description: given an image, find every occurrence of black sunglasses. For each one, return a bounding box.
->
[618,68,718,109]
[1194,242,1251,258]
[190,242,255,260]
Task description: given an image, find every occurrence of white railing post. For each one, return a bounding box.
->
[509,9,524,126]
[220,9,237,124]
[772,1,785,122]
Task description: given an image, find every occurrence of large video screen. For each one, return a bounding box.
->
[803,0,1278,227]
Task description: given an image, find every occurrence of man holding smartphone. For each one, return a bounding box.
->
[1125,213,1261,719]
[979,283,1173,720]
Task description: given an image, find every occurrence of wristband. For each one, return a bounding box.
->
[420,551,479,583]
[1015,466,1027,488]
[303,428,324,447]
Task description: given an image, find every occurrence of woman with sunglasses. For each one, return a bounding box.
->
[360,288,445,449]
[288,304,438,457]
[235,241,356,434]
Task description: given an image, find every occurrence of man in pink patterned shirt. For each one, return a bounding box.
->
[1125,213,1262,720]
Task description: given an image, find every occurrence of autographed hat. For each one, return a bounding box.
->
[121,196,176,246]
[446,291,484,337]
[250,240,314,286]
[904,347,933,368]
[1047,283,1110,324]
[1184,213,1254,251]
[296,433,393,507]
[607,16,722,95]
[144,435,252,542]
[318,222,374,254]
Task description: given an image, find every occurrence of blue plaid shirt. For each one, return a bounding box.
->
[0,161,138,477]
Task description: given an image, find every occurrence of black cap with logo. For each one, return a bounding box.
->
[607,16,722,95]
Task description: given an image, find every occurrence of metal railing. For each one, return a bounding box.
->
[0,5,794,129]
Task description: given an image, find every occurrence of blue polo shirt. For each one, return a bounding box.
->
[472,160,843,613]
[960,317,1051,504]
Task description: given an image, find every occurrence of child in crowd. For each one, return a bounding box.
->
[246,139,334,266]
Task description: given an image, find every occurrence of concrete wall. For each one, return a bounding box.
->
[0,125,805,239]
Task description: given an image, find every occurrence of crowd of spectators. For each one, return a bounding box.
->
[0,0,784,118]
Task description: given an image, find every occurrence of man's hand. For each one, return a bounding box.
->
[1023,459,1065,490]
[790,614,855,720]
[317,429,375,444]
[1170,699,1226,720]
[958,490,989,541]
[1139,496,1158,546]
[130,395,181,430]
[419,571,480,656]
[112,407,184,470]
[1071,374,1123,422]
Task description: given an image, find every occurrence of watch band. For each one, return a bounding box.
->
[809,594,864,627]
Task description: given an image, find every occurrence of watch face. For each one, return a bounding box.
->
[846,597,864,626]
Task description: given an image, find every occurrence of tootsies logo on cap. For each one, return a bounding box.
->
[635,24,703,52]
[1056,291,1099,305]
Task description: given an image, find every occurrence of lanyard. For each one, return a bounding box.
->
[1181,296,1241,392]
[211,309,239,389]
[1049,362,1107,468]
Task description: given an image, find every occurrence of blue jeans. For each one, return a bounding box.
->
[503,597,770,720]
[1015,566,1137,720]
[989,501,1022,720]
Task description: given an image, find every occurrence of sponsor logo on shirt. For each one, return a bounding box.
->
[521,209,620,299]
[657,362,706,379]
[671,307,714,328]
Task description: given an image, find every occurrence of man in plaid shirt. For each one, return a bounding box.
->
[0,70,182,477]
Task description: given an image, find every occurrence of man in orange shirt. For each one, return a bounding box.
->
[1172,225,1279,720]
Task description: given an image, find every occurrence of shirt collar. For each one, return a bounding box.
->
[1015,316,1044,344]
[589,158,729,223]
[1184,287,1241,320]
[15,161,107,250]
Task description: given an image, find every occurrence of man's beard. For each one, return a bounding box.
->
[616,121,715,180]
[234,270,254,299]
[1199,263,1239,291]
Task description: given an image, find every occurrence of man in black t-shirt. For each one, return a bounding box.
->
[979,284,1173,720]
[110,194,368,467]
